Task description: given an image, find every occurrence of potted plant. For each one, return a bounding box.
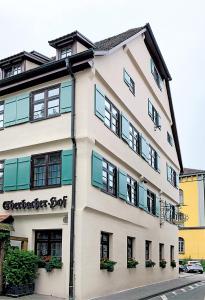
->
[159,259,167,268]
[3,247,39,297]
[145,259,156,268]
[127,258,139,268]
[171,260,176,268]
[100,259,117,272]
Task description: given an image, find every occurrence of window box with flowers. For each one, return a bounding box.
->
[160,259,167,268]
[171,260,176,268]
[100,259,117,272]
[145,259,156,268]
[127,258,139,268]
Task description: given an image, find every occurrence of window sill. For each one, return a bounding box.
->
[30,184,61,190]
[30,113,62,123]
[101,189,117,199]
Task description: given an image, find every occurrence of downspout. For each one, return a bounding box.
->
[66,57,76,300]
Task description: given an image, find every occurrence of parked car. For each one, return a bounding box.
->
[179,264,187,273]
[186,261,203,273]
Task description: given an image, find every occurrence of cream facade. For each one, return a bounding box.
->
[0,25,182,300]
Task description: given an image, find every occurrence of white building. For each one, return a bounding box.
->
[0,24,183,300]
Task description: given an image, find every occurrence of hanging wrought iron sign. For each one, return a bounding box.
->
[2,196,67,211]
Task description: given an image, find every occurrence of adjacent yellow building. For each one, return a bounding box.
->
[179,168,205,260]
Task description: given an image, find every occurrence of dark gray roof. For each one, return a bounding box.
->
[182,168,205,176]
[95,27,143,51]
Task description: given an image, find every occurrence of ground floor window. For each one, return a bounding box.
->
[35,229,62,259]
[170,245,174,261]
[145,240,151,260]
[159,243,164,260]
[127,237,134,260]
[100,232,109,259]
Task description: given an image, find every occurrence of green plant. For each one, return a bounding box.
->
[100,259,117,272]
[0,231,10,241]
[127,258,139,268]
[145,259,156,268]
[199,260,205,271]
[45,257,63,272]
[3,248,39,286]
[171,260,176,268]
[159,259,167,268]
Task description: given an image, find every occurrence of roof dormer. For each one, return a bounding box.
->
[48,30,95,60]
[0,51,50,79]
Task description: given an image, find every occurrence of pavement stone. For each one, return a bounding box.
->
[93,274,205,300]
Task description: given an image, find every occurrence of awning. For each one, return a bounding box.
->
[0,214,14,231]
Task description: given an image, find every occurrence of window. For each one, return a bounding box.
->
[169,204,176,222]
[148,100,161,129]
[0,161,4,192]
[170,245,174,261]
[102,159,117,196]
[147,190,156,215]
[151,59,162,90]
[4,64,22,78]
[167,132,173,146]
[124,69,135,95]
[127,237,134,260]
[129,123,140,154]
[145,240,151,260]
[31,152,61,188]
[100,232,109,259]
[159,243,164,261]
[31,86,60,121]
[59,47,72,59]
[178,237,184,253]
[179,189,184,205]
[127,176,137,206]
[104,98,120,135]
[0,101,4,129]
[35,230,62,259]
[167,165,178,188]
[148,145,158,171]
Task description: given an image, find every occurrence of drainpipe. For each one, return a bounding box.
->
[66,57,76,300]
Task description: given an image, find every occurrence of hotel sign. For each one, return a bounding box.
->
[3,196,67,211]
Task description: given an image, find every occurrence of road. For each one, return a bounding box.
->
[151,280,205,300]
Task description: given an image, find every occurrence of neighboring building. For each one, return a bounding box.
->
[0,24,182,300]
[179,168,205,260]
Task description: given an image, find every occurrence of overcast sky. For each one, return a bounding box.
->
[0,0,204,170]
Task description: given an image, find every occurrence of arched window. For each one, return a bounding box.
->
[178,237,184,253]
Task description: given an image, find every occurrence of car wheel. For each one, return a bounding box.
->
[200,271,203,274]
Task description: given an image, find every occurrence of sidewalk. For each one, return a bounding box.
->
[93,274,205,300]
[0,294,65,300]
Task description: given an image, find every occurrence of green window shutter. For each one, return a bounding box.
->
[150,58,155,75]
[4,158,18,191]
[17,157,31,190]
[157,154,160,173]
[16,93,30,124]
[141,136,149,161]
[95,85,105,122]
[176,174,179,188]
[138,183,147,210]
[167,164,171,182]
[148,99,153,117]
[4,97,17,127]
[118,169,127,201]
[156,197,160,217]
[60,81,72,113]
[157,113,161,128]
[121,114,130,143]
[92,151,103,189]
[62,150,73,185]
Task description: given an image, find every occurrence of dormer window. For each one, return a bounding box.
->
[59,47,72,59]
[4,64,22,78]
